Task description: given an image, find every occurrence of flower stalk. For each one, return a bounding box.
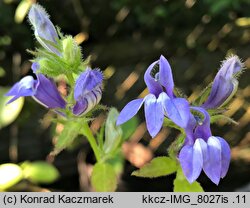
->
[81,122,101,162]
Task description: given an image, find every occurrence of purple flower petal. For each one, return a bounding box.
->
[72,98,88,116]
[144,94,164,137]
[5,76,36,104]
[72,87,102,116]
[164,97,190,128]
[28,4,60,55]
[159,55,175,98]
[203,136,222,185]
[179,139,207,183]
[31,62,40,73]
[74,68,103,100]
[116,98,144,125]
[73,69,103,116]
[217,137,231,178]
[202,56,243,109]
[144,60,163,97]
[33,74,66,109]
[191,107,212,140]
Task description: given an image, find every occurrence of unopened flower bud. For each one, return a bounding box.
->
[28,4,61,56]
[62,36,81,66]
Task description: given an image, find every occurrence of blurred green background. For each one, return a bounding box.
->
[0,0,250,191]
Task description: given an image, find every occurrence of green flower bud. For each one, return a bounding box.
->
[62,36,81,67]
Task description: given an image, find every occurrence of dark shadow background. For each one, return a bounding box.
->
[0,0,250,191]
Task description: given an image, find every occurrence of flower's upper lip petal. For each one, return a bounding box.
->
[179,139,206,183]
[116,98,144,126]
[144,60,163,96]
[159,55,175,98]
[190,106,212,140]
[74,69,103,100]
[216,136,231,178]
[202,136,222,185]
[202,55,243,109]
[144,94,164,137]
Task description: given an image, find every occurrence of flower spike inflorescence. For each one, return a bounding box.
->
[117,54,243,185]
[4,2,244,188]
[6,3,103,119]
[177,55,243,185]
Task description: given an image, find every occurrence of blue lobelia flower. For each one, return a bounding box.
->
[179,107,231,185]
[28,4,61,56]
[202,55,243,109]
[116,55,190,137]
[5,64,66,109]
[72,68,103,116]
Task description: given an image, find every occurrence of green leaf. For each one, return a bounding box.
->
[0,163,23,190]
[193,83,212,106]
[53,120,82,154]
[174,168,204,192]
[0,87,24,129]
[103,108,122,154]
[21,161,60,184]
[132,156,177,178]
[168,133,186,159]
[174,87,188,98]
[91,163,117,192]
[210,114,238,125]
[120,116,138,140]
[106,151,124,175]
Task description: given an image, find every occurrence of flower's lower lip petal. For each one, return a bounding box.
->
[72,99,88,116]
[203,136,222,185]
[216,137,231,178]
[5,76,36,104]
[144,95,164,137]
[116,98,144,126]
[179,140,205,183]
[164,98,190,128]
[7,89,34,104]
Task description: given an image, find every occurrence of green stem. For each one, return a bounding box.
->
[66,73,75,86]
[81,122,101,162]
